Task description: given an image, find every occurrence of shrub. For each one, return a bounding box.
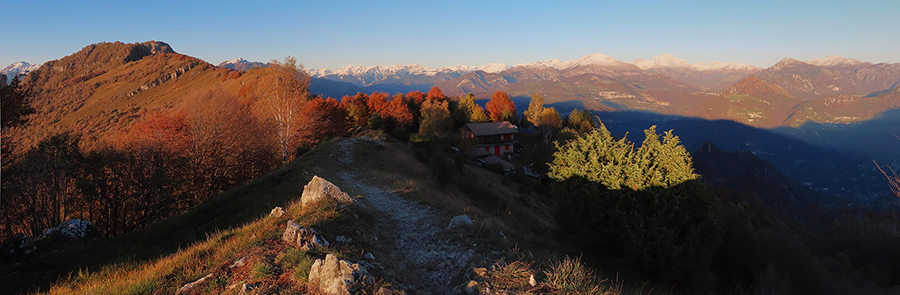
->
[549,123,697,190]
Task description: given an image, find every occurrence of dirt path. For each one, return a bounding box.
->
[334,139,487,294]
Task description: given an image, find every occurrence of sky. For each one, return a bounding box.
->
[4,0,899,70]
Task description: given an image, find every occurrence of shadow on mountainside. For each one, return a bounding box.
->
[593,110,899,201]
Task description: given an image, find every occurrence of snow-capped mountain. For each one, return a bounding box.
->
[309,53,640,89]
[634,53,759,72]
[805,55,864,67]
[514,53,632,70]
[633,54,761,90]
[516,58,565,69]
[2,61,41,84]
[561,53,631,69]
[217,58,268,71]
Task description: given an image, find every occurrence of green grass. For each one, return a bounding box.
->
[277,248,315,284]
[251,261,275,279]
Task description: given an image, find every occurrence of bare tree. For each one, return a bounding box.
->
[254,56,311,164]
[875,162,899,197]
[875,135,900,197]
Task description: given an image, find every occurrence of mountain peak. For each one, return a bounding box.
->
[222,57,246,64]
[769,58,810,71]
[137,41,175,56]
[776,58,804,66]
[1,61,41,84]
[476,63,511,73]
[634,53,692,69]
[218,58,267,71]
[805,55,863,67]
[563,53,624,68]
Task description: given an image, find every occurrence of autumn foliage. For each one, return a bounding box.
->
[486,91,516,122]
[427,86,447,101]
[297,97,349,145]
[1,66,467,239]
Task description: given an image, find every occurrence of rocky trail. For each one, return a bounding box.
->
[334,139,495,294]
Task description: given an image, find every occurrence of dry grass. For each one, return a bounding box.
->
[38,196,349,295]
[29,137,383,294]
[486,260,536,291]
[479,257,622,295]
[543,257,621,295]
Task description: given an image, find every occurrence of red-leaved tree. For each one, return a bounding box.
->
[486,91,516,122]
[427,86,446,101]
[297,97,350,145]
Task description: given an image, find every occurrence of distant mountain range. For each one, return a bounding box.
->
[288,53,900,128]
[10,50,900,128]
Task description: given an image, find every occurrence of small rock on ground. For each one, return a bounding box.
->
[447,215,474,230]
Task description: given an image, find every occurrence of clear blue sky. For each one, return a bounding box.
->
[4,0,898,70]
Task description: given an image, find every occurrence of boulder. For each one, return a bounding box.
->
[4,233,36,256]
[447,215,474,230]
[269,207,284,218]
[301,176,353,209]
[282,220,329,251]
[335,235,352,244]
[38,219,97,240]
[308,254,374,295]
[175,273,213,294]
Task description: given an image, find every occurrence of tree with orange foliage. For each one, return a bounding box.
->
[367,91,390,114]
[383,93,414,129]
[486,91,516,122]
[254,56,311,164]
[125,110,192,152]
[297,97,350,145]
[427,86,446,101]
[406,90,427,106]
[342,92,371,128]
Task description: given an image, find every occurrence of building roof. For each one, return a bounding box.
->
[465,122,518,136]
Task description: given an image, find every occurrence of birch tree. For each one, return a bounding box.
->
[255,56,311,164]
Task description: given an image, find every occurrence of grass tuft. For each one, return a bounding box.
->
[251,261,276,279]
[487,260,535,291]
[544,257,620,295]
